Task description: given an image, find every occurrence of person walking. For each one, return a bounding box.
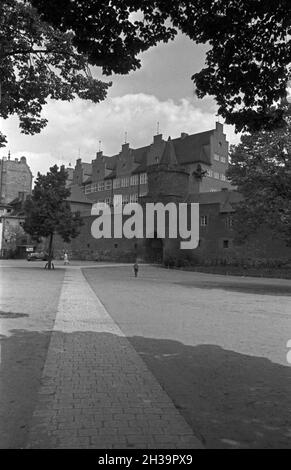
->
[133,261,139,278]
[64,252,69,266]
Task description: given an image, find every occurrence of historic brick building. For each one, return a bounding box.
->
[73,122,232,208]
[0,154,33,204]
[56,123,291,265]
[0,153,33,258]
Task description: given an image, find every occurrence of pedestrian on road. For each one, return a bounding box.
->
[133,261,139,278]
[64,252,69,266]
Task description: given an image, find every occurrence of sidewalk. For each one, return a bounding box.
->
[26,268,203,449]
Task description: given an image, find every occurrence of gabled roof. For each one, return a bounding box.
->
[188,190,243,213]
[172,130,213,165]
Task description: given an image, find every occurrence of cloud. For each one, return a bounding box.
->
[0,93,240,178]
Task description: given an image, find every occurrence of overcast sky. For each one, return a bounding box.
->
[0,33,241,178]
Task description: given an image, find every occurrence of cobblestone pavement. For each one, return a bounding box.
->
[26,268,203,449]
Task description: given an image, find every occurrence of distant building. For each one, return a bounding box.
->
[73,122,233,207]
[0,154,33,204]
[65,165,74,187]
[56,123,290,264]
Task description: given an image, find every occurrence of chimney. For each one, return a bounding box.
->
[96,151,103,159]
[20,156,26,164]
[122,143,129,152]
[216,122,223,132]
[181,132,189,139]
[153,134,163,144]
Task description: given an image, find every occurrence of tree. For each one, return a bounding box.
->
[0,0,113,146]
[227,105,291,246]
[0,0,175,146]
[0,0,290,144]
[23,165,83,269]
[165,0,290,132]
[30,0,291,132]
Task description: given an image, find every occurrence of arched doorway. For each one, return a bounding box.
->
[144,232,163,263]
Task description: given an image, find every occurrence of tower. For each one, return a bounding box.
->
[146,137,189,204]
[141,137,190,262]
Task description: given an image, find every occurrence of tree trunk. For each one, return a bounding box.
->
[47,232,54,270]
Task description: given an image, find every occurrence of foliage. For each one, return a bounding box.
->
[0,0,290,141]
[0,0,111,138]
[165,0,290,132]
[227,105,291,245]
[23,165,83,267]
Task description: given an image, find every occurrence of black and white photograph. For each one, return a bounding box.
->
[0,0,290,455]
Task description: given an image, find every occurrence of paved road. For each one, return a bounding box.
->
[84,265,291,448]
[0,261,291,448]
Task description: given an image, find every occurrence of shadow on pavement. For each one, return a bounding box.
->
[0,329,290,449]
[0,330,52,449]
[174,280,291,296]
[128,336,291,448]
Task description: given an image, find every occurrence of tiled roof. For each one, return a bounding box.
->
[188,190,243,212]
[132,153,147,174]
[133,146,149,164]
[172,130,213,165]
[104,169,116,180]
[104,155,117,171]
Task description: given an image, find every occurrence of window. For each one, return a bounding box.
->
[140,173,147,185]
[214,153,220,161]
[130,175,139,186]
[220,174,226,181]
[113,194,122,208]
[220,156,226,163]
[223,240,229,249]
[121,177,129,188]
[214,172,219,179]
[206,169,213,177]
[113,178,120,189]
[105,180,112,191]
[200,215,208,227]
[122,194,129,205]
[130,193,139,203]
[98,181,105,191]
[225,217,233,229]
[85,184,92,194]
[104,197,112,205]
[91,183,98,193]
